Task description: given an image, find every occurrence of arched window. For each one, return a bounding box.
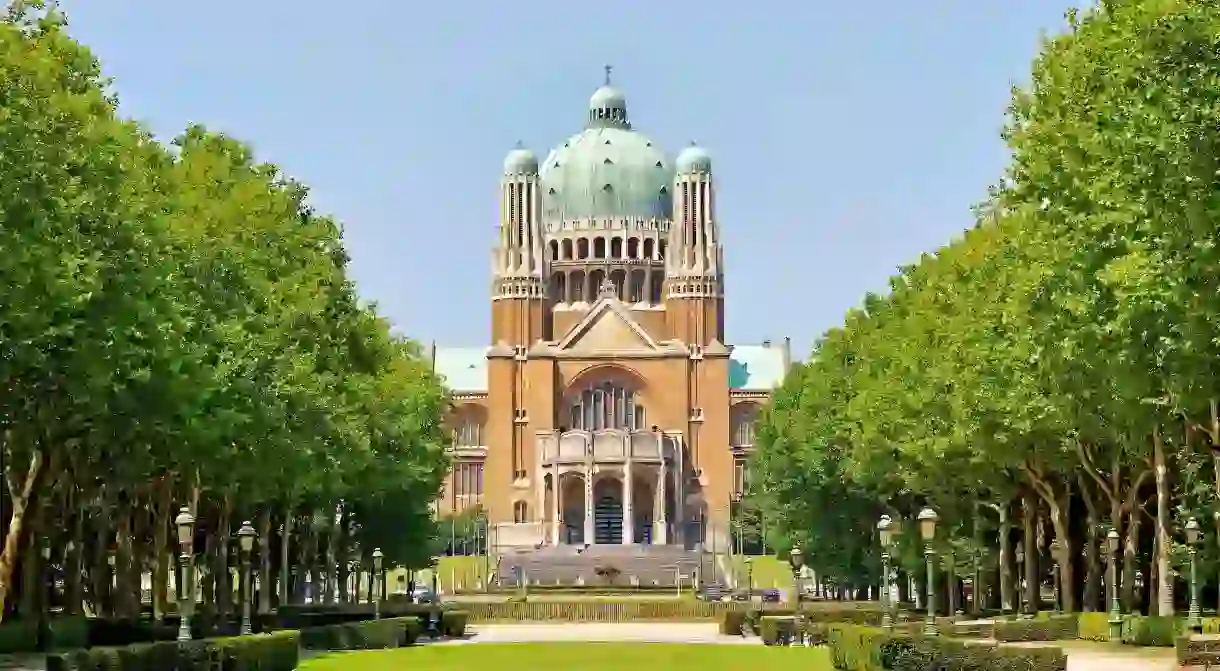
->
[569,381,645,431]
[452,406,486,447]
[513,501,529,523]
[731,403,760,448]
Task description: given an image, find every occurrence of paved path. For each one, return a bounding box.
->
[442,622,761,645]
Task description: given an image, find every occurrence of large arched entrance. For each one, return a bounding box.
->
[592,477,623,545]
[560,474,586,545]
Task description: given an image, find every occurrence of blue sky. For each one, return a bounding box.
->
[56,0,1083,357]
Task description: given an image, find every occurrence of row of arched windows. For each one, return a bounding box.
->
[568,382,646,431]
[549,268,664,305]
[549,236,666,262]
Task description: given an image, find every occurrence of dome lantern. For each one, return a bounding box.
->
[588,65,629,129]
[503,142,538,175]
[676,142,712,175]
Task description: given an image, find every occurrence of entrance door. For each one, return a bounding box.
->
[594,494,623,544]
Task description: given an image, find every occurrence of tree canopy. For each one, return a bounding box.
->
[751,0,1220,615]
[0,2,449,622]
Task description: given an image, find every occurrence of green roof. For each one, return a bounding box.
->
[730,345,787,391]
[434,347,487,393]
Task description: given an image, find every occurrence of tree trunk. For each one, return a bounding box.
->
[1123,504,1142,612]
[1079,472,1102,611]
[152,480,171,623]
[972,508,983,616]
[258,508,272,614]
[1022,492,1039,615]
[65,494,86,615]
[0,450,44,623]
[999,502,1014,614]
[280,508,294,606]
[1152,427,1173,616]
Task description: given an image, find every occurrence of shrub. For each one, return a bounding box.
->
[993,614,1078,642]
[1075,612,1114,642]
[45,632,298,671]
[804,621,829,646]
[829,623,1067,671]
[439,610,468,638]
[1121,615,1178,647]
[1177,633,1220,667]
[719,610,747,636]
[759,616,795,646]
[44,616,90,651]
[299,616,419,651]
[0,619,39,654]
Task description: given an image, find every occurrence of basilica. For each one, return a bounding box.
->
[432,75,790,551]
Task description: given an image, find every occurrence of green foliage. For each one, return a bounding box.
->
[0,2,449,620]
[751,0,1220,610]
[993,615,1078,642]
[44,632,299,671]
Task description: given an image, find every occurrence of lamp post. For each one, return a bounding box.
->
[238,520,256,635]
[40,541,52,638]
[1049,539,1062,615]
[1186,517,1202,631]
[744,556,754,602]
[371,548,383,620]
[174,507,195,642]
[1015,543,1028,619]
[788,546,805,645]
[918,507,939,637]
[1106,529,1122,640]
[429,557,441,636]
[878,515,895,632]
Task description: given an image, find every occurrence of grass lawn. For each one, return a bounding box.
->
[299,643,832,670]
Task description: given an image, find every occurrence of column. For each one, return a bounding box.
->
[622,463,635,544]
[653,462,668,545]
[583,465,595,544]
[551,471,562,546]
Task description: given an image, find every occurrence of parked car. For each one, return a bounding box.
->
[760,588,781,603]
[411,586,437,604]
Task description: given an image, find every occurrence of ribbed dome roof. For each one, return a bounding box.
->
[540,83,673,221]
[503,145,538,175]
[676,143,712,174]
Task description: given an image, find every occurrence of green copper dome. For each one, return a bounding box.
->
[503,145,538,175]
[541,86,673,221]
[676,143,712,174]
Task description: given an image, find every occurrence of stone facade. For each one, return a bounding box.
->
[432,76,790,551]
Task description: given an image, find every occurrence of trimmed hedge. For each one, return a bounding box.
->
[45,631,299,671]
[1120,615,1178,647]
[0,619,39,653]
[828,623,1067,671]
[993,614,1078,642]
[462,600,732,622]
[759,615,795,646]
[299,616,421,651]
[1075,612,1112,642]
[439,610,468,638]
[1177,633,1220,667]
[719,610,747,635]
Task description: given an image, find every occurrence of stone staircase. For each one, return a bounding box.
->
[496,544,718,588]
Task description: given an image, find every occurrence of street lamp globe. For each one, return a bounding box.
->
[878,515,894,549]
[1186,517,1201,546]
[1106,529,1119,554]
[788,545,804,571]
[917,507,939,542]
[175,507,195,549]
[372,548,384,573]
[238,520,256,553]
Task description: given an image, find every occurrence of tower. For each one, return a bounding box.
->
[665,143,724,345]
[492,144,548,346]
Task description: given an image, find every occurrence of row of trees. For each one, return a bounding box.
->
[0,3,449,625]
[751,0,1220,616]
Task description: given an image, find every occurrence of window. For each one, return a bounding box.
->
[513,501,529,523]
[733,458,747,497]
[569,381,645,431]
[455,417,483,447]
[731,404,760,448]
